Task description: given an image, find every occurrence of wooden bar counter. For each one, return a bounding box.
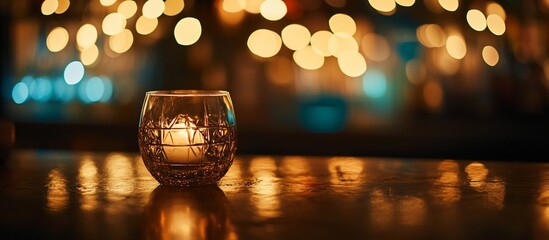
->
[1,150,548,239]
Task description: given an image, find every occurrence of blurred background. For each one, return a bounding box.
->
[1,0,548,160]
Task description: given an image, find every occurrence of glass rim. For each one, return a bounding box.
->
[146,90,229,97]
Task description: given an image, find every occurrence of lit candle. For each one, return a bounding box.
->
[162,122,205,164]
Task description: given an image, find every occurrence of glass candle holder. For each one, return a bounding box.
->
[138,90,237,186]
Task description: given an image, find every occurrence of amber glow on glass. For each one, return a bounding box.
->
[310,30,333,57]
[338,51,367,77]
[395,0,415,7]
[164,0,185,16]
[446,35,466,59]
[368,0,396,13]
[80,44,99,66]
[281,24,310,51]
[47,169,69,212]
[55,0,70,14]
[77,24,98,50]
[247,29,282,58]
[41,0,58,15]
[482,46,499,66]
[361,33,390,62]
[487,14,506,36]
[486,2,506,21]
[467,9,487,31]
[46,27,69,52]
[78,156,99,211]
[118,0,138,19]
[136,16,158,35]
[174,17,202,46]
[102,13,127,36]
[438,0,458,12]
[260,0,287,21]
[109,29,134,54]
[142,0,165,18]
[423,80,443,110]
[329,13,356,36]
[293,46,324,70]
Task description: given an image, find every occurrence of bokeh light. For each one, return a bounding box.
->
[118,1,138,19]
[100,0,117,7]
[64,61,85,85]
[466,9,487,31]
[260,0,287,21]
[109,29,134,54]
[247,29,282,58]
[143,0,165,19]
[395,0,415,7]
[244,0,263,14]
[487,14,506,36]
[446,35,466,59]
[164,0,185,16]
[41,0,58,15]
[174,17,202,46]
[136,16,158,35]
[361,33,390,62]
[310,30,333,57]
[222,0,245,13]
[85,77,105,102]
[417,24,446,48]
[328,34,359,58]
[46,27,69,52]
[80,45,99,66]
[438,0,458,12]
[362,69,387,98]
[482,45,499,66]
[281,24,311,51]
[293,45,324,70]
[423,80,443,110]
[55,0,70,14]
[368,0,396,13]
[12,82,29,104]
[338,52,367,77]
[77,24,98,50]
[329,13,356,36]
[266,56,294,85]
[486,2,506,21]
[102,13,127,36]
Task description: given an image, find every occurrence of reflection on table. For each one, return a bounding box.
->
[1,151,549,239]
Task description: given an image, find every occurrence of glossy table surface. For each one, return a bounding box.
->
[1,150,549,239]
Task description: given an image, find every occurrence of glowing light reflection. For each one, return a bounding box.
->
[174,17,202,46]
[78,156,99,211]
[47,169,69,212]
[46,27,69,52]
[247,29,282,58]
[249,157,280,218]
